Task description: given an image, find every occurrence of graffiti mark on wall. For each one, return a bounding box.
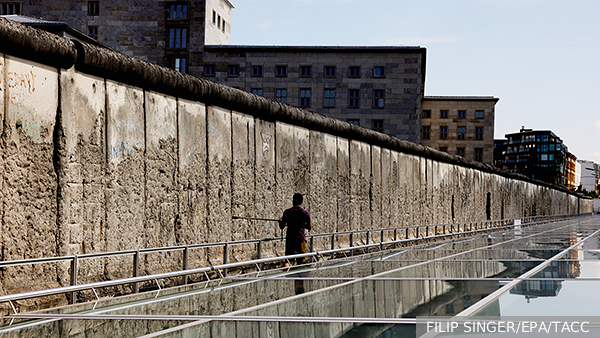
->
[7,70,35,103]
[22,121,43,139]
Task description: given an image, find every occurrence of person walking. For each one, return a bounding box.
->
[279,193,312,267]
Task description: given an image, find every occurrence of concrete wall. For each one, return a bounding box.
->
[0,18,593,306]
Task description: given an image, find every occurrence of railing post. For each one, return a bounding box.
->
[223,243,229,277]
[349,232,354,256]
[133,250,140,293]
[70,255,78,304]
[257,240,263,270]
[331,234,336,259]
[182,246,189,285]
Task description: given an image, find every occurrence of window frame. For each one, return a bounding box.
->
[204,65,216,77]
[440,126,448,140]
[252,66,263,77]
[457,126,466,140]
[1,2,20,15]
[167,3,188,19]
[372,119,384,133]
[276,65,288,77]
[87,25,98,40]
[440,110,448,118]
[457,147,465,157]
[458,110,466,119]
[228,65,239,77]
[373,66,385,78]
[474,148,483,162]
[324,89,335,108]
[300,66,312,77]
[275,88,287,103]
[422,110,431,118]
[88,1,99,16]
[475,110,484,119]
[373,90,385,108]
[348,89,360,108]
[300,88,311,107]
[348,119,360,126]
[251,88,263,96]
[324,66,336,78]
[349,66,361,78]
[167,26,188,50]
[475,127,484,140]
[421,126,431,140]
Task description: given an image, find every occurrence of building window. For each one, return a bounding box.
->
[440,126,448,140]
[300,89,311,107]
[422,110,431,118]
[349,89,359,108]
[276,65,287,77]
[457,126,465,140]
[228,65,239,77]
[422,126,430,140]
[276,89,286,103]
[457,148,465,157]
[458,110,466,118]
[474,148,483,162]
[373,66,385,78]
[372,119,384,133]
[212,10,216,24]
[168,3,188,19]
[204,65,215,77]
[440,110,448,118]
[324,66,336,77]
[88,1,99,16]
[301,66,311,77]
[475,110,484,119]
[252,88,262,96]
[217,15,221,29]
[324,89,335,108]
[168,27,188,49]
[87,26,98,40]
[170,57,187,73]
[348,119,359,126]
[475,127,483,140]
[1,2,20,14]
[373,90,385,108]
[252,66,263,77]
[439,147,448,153]
[349,66,360,78]
[222,21,226,32]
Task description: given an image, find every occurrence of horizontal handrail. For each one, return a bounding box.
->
[0,213,582,269]
[0,214,587,306]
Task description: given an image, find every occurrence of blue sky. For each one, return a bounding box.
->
[231,0,600,163]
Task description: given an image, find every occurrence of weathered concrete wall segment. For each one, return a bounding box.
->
[0,19,592,306]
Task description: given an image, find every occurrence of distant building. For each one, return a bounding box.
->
[203,45,426,142]
[567,152,578,190]
[494,127,568,186]
[16,0,232,73]
[578,160,599,193]
[421,96,498,164]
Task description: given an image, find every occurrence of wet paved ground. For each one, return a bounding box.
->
[2,214,599,337]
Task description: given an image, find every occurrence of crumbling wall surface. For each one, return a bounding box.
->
[58,68,106,289]
[1,56,63,309]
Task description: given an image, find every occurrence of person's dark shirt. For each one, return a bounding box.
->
[280,205,311,242]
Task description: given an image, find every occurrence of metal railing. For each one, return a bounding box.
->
[0,213,587,309]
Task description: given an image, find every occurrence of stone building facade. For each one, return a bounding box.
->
[16,0,233,74]
[420,96,498,164]
[203,45,426,142]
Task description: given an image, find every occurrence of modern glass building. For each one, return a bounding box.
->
[495,128,568,186]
